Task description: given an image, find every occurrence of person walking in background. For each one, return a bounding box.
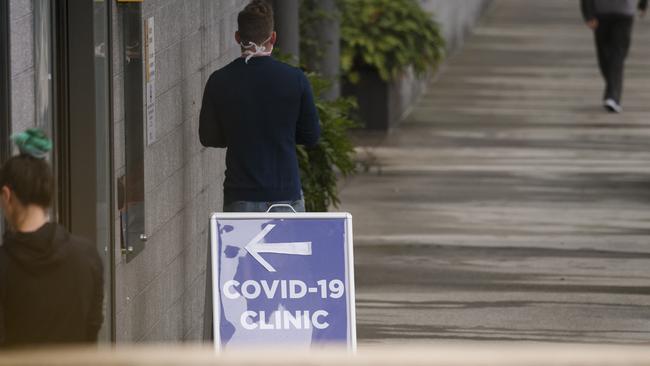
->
[0,129,104,348]
[581,0,647,113]
[199,0,320,213]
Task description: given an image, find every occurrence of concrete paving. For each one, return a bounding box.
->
[339,0,650,344]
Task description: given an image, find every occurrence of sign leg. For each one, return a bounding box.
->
[202,233,213,341]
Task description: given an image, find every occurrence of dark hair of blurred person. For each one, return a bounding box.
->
[0,129,104,348]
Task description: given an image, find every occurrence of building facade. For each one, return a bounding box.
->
[0,0,489,343]
[0,0,251,343]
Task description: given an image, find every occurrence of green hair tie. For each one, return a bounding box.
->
[11,128,52,159]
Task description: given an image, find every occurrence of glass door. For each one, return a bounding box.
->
[53,0,114,342]
[2,0,114,341]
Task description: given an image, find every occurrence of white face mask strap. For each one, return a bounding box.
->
[240,35,273,63]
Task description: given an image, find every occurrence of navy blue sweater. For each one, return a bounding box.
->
[199,56,320,203]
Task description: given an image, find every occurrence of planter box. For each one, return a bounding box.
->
[342,67,403,131]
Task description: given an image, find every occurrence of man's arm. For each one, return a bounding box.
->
[295,73,321,147]
[199,76,228,148]
[640,0,647,15]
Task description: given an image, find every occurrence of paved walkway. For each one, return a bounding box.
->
[340,0,650,344]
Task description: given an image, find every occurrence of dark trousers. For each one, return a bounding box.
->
[595,15,634,103]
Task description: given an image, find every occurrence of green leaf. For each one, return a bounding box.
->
[339,0,445,82]
[295,0,445,210]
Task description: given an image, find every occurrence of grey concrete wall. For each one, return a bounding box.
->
[396,0,491,123]
[113,0,246,342]
[9,0,35,135]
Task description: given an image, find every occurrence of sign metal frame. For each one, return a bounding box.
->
[209,212,356,352]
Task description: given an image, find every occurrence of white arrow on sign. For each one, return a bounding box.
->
[244,224,312,272]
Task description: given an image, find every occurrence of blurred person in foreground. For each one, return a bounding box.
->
[0,129,103,348]
[199,0,320,213]
[581,0,647,113]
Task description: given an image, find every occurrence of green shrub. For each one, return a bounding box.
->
[340,0,445,83]
[299,0,339,71]
[298,73,357,212]
[273,50,358,212]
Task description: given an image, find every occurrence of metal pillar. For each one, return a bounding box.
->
[272,0,300,62]
[312,0,341,100]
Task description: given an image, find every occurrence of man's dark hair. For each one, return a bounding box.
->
[0,154,54,208]
[237,0,274,45]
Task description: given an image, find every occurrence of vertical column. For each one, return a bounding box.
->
[272,0,299,62]
[313,0,340,100]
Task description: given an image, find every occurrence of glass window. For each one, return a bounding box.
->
[117,1,146,262]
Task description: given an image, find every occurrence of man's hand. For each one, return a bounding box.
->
[640,10,646,18]
[586,18,599,29]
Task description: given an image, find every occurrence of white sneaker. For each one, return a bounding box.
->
[604,99,622,113]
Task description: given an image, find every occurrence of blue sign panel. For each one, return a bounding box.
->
[209,213,356,350]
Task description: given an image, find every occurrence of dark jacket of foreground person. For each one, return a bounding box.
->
[0,223,104,347]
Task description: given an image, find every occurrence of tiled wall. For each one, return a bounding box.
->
[9,0,34,134]
[112,0,247,342]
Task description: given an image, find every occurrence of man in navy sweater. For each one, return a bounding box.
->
[199,0,320,212]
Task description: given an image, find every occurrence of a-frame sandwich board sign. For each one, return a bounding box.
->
[205,211,356,351]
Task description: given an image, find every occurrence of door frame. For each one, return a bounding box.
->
[53,0,116,342]
[0,0,10,164]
